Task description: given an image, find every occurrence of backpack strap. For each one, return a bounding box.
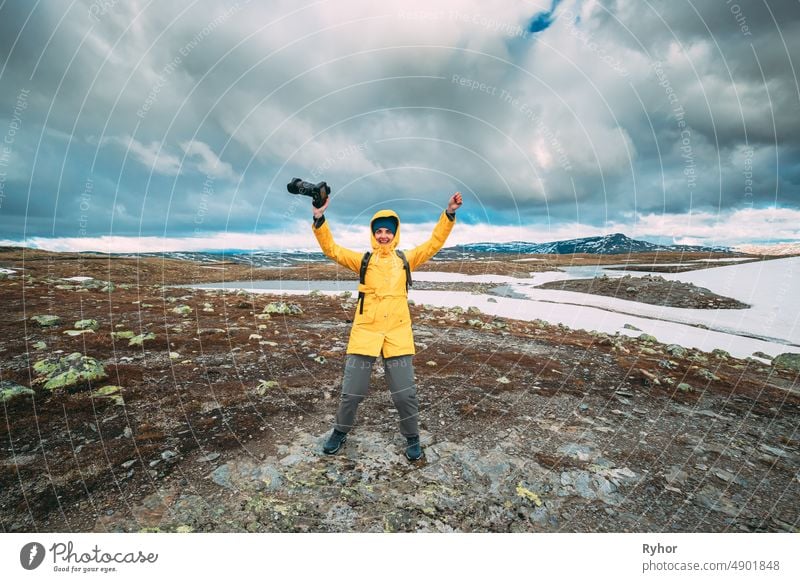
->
[395,249,412,291]
[356,250,412,315]
[357,251,372,314]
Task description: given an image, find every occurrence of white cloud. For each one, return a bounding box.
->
[102,135,182,176]
[4,207,797,253]
[631,207,800,246]
[180,140,239,180]
[3,0,798,241]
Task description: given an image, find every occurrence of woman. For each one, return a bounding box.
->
[312,192,463,460]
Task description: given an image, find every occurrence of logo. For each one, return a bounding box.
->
[20,542,46,570]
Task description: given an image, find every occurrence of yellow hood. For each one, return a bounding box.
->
[370,209,400,254]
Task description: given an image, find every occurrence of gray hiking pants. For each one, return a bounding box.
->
[334,354,419,437]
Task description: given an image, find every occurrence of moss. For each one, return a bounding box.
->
[0,382,35,403]
[35,353,108,391]
[129,332,156,346]
[172,305,192,316]
[33,358,60,375]
[63,329,95,336]
[516,483,543,507]
[30,314,62,327]
[92,385,121,396]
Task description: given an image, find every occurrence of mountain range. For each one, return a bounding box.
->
[450,232,732,255]
[76,233,746,269]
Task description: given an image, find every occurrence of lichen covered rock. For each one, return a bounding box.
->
[33,352,107,391]
[0,381,35,403]
[772,353,800,372]
[263,302,303,315]
[31,315,62,327]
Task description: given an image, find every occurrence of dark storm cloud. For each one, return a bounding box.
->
[0,0,797,247]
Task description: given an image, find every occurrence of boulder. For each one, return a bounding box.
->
[81,279,112,290]
[33,352,107,391]
[263,302,303,315]
[63,329,95,336]
[0,381,35,403]
[665,344,688,358]
[129,332,156,347]
[694,367,720,382]
[638,333,658,343]
[172,305,192,316]
[31,314,62,327]
[772,353,800,372]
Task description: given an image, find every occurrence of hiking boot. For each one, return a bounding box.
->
[322,429,347,455]
[405,435,423,461]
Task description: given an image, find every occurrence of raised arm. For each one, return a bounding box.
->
[406,192,462,270]
[311,194,362,273]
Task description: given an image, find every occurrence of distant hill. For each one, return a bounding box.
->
[733,242,800,256]
[448,233,731,255]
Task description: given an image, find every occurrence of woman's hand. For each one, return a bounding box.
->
[312,193,330,219]
[447,192,463,213]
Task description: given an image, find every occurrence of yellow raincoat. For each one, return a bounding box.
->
[313,209,456,358]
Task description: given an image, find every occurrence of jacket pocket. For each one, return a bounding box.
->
[354,296,376,324]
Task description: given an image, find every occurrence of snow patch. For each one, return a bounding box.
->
[184,256,800,359]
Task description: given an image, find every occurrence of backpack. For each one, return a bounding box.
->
[357,250,412,314]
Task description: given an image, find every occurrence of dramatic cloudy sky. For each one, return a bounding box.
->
[0,0,798,251]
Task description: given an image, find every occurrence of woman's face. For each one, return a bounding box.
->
[374,227,395,245]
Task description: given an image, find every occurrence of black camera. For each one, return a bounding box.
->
[287,178,330,208]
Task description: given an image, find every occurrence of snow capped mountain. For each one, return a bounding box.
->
[450,233,731,255]
[105,233,740,262]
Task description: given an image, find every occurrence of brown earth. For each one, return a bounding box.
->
[0,246,771,283]
[0,249,798,533]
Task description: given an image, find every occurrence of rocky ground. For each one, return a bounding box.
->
[0,250,798,533]
[536,273,750,309]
